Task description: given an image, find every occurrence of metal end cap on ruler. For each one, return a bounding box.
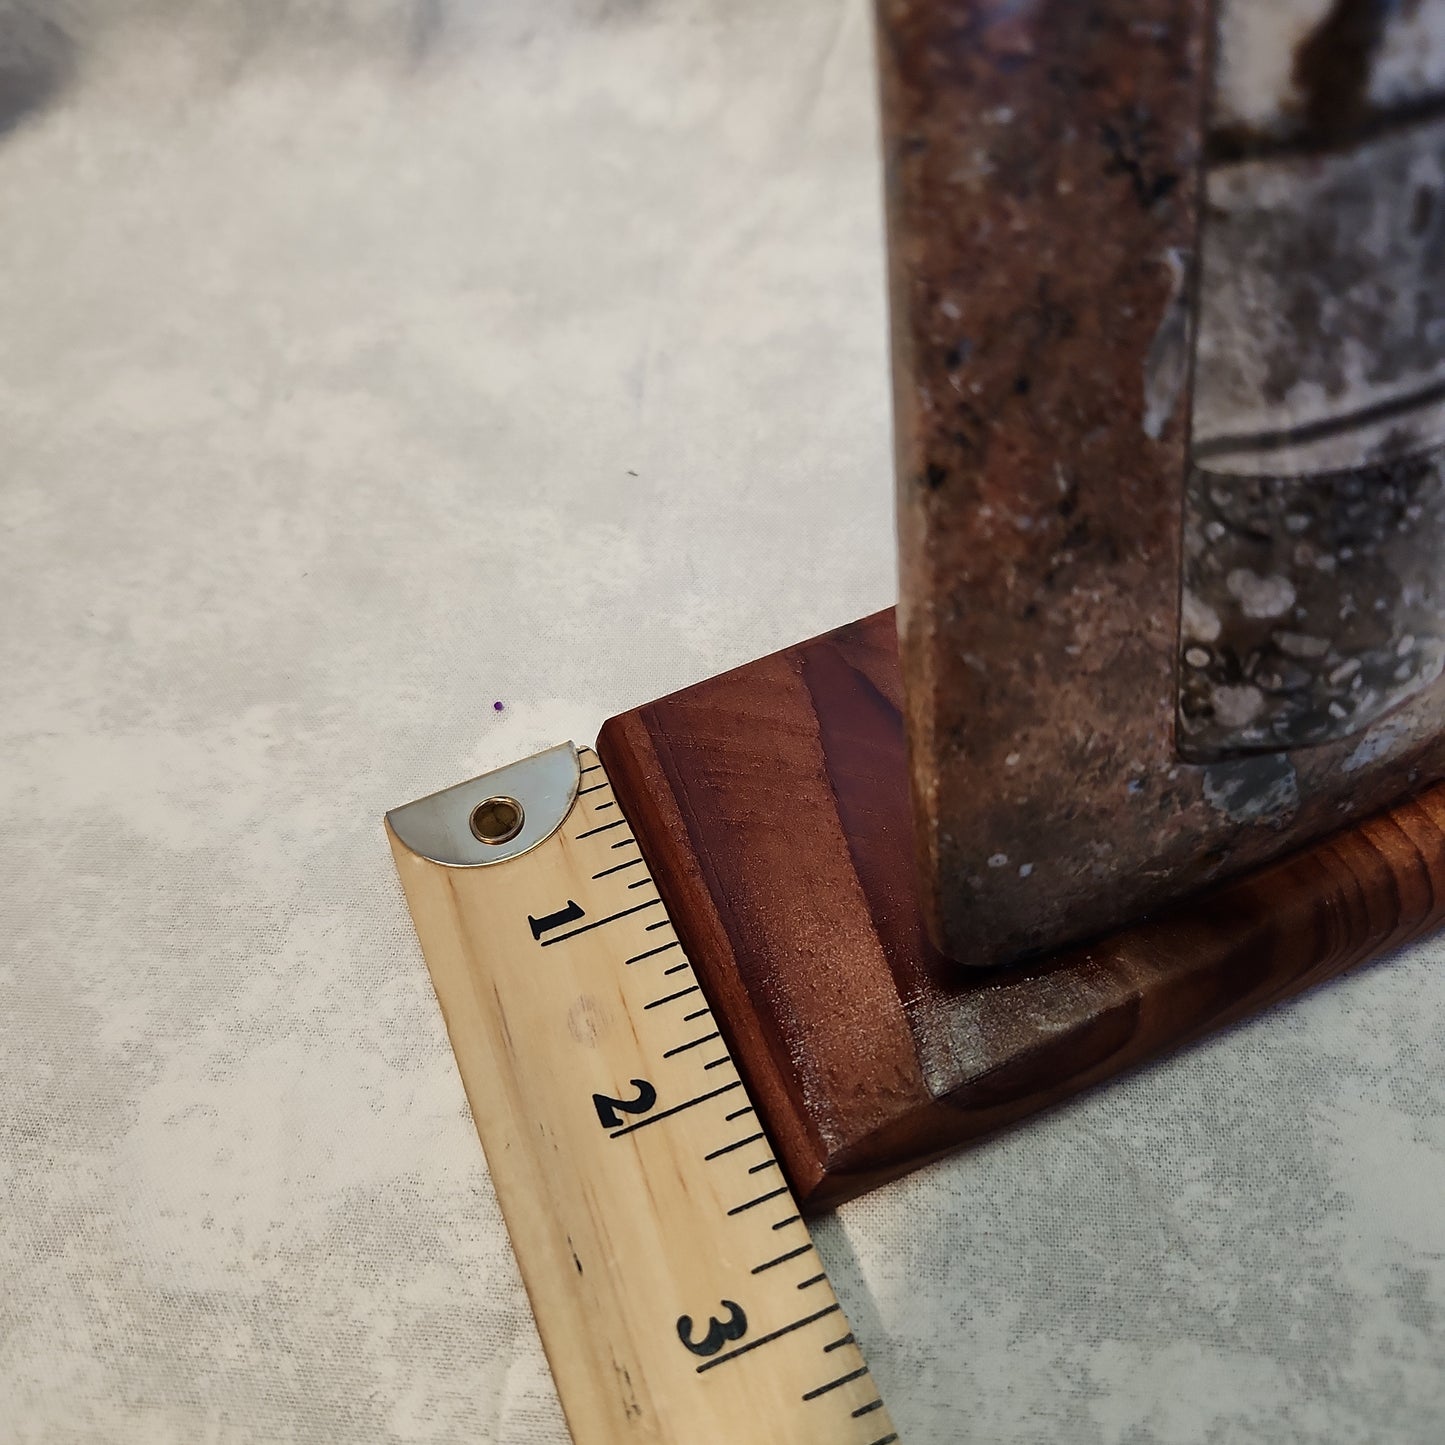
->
[385,741,581,867]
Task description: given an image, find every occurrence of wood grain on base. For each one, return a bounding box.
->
[598,610,1445,1212]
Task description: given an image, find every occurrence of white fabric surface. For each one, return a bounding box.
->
[2,3,1443,1442]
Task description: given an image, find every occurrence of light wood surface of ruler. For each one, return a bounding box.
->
[386,743,898,1445]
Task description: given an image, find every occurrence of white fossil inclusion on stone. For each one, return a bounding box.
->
[1211,683,1265,729]
[1225,568,1296,620]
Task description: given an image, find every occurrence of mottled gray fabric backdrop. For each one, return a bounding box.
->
[1,2,1442,1442]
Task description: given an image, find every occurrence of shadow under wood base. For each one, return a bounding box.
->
[597,610,1445,1212]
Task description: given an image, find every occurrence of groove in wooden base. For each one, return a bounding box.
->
[598,609,1445,1212]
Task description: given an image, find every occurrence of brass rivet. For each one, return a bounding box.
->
[470,795,525,845]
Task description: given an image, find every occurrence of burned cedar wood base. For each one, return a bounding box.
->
[598,611,1445,1209]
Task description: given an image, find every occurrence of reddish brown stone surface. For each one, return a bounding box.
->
[879,0,1445,966]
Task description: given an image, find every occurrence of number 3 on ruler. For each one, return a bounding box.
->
[676,1300,748,1357]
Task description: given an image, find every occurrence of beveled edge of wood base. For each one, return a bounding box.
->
[599,610,1445,1212]
[599,705,834,1207]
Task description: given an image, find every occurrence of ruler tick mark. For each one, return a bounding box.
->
[644,986,700,1010]
[575,818,627,840]
[608,1080,742,1138]
[866,1435,900,1444]
[771,1215,802,1231]
[694,1304,840,1374]
[682,1007,711,1022]
[578,763,602,774]
[724,1106,755,1122]
[644,919,673,932]
[747,1158,779,1174]
[823,1334,856,1353]
[801,1366,868,1401]
[796,1273,828,1290]
[662,962,690,975]
[594,801,616,811]
[751,1243,813,1274]
[539,898,661,946]
[727,1186,789,1216]
[593,858,644,880]
[626,877,654,889]
[625,942,678,965]
[662,1031,720,1058]
[577,782,609,795]
[609,837,638,849]
[702,1055,732,1070]
[853,1399,885,1418]
[704,1132,765,1161]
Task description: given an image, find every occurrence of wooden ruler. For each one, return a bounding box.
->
[386,742,898,1445]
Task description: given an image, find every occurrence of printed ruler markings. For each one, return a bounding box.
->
[596,834,892,1433]
[594,858,644,880]
[590,811,889,1433]
[694,1304,842,1373]
[575,817,627,840]
[803,1366,870,1401]
[728,1186,789,1217]
[538,897,661,946]
[752,1244,814,1275]
[704,1132,765,1161]
[391,745,898,1444]
[590,819,881,1419]
[645,986,701,1009]
[625,942,678,965]
[662,1030,720,1058]
[607,1080,744,1139]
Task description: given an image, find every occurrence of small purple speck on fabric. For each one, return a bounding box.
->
[493,701,504,712]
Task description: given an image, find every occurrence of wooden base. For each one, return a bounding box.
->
[598,610,1445,1212]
